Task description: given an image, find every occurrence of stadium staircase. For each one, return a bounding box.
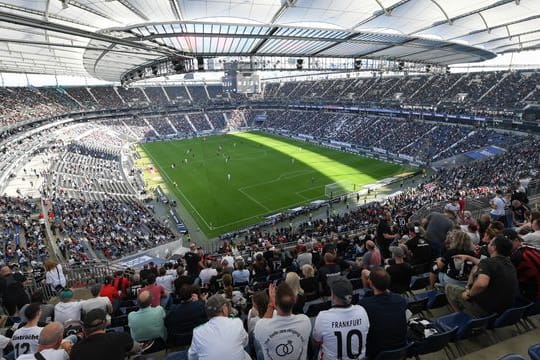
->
[478,71,511,102]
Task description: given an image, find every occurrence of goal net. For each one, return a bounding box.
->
[324,180,355,198]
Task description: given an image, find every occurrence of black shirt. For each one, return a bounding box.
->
[386,263,412,294]
[71,332,133,360]
[184,252,201,276]
[472,255,518,314]
[360,292,408,359]
[318,263,341,296]
[376,220,393,258]
[441,249,476,281]
[166,300,208,334]
[406,236,433,265]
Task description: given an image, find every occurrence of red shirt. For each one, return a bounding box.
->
[100,284,119,303]
[141,283,167,307]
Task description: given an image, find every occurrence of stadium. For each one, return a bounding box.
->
[0,0,538,359]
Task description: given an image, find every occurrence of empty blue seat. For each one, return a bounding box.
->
[497,354,526,360]
[374,343,412,360]
[490,302,533,341]
[529,343,540,360]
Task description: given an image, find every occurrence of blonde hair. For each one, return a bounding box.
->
[448,230,473,251]
[285,272,304,296]
[44,259,58,272]
[301,264,314,278]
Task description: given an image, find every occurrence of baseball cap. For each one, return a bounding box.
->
[391,246,405,258]
[205,294,229,317]
[59,289,73,301]
[83,308,107,328]
[330,277,353,305]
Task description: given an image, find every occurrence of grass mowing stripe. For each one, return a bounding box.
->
[137,131,414,237]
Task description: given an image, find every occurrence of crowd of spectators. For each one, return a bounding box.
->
[187,113,212,132]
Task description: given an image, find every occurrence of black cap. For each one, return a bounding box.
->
[83,308,107,328]
[330,277,353,305]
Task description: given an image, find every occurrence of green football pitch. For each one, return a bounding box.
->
[138,131,413,237]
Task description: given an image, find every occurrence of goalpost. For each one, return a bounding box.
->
[324,180,356,198]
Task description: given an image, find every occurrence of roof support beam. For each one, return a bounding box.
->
[169,0,183,21]
[116,0,149,21]
[430,0,452,25]
[373,0,390,16]
[478,12,490,33]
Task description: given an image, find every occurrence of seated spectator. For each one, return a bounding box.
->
[300,264,318,301]
[232,262,250,286]
[318,252,342,296]
[522,218,540,248]
[446,235,518,316]
[112,271,131,300]
[71,308,140,360]
[254,283,311,360]
[251,254,270,282]
[385,246,412,294]
[313,277,370,360]
[247,291,269,335]
[16,322,73,360]
[199,260,218,287]
[188,294,250,359]
[430,229,476,288]
[54,290,82,324]
[12,303,43,358]
[296,245,312,268]
[141,273,167,307]
[81,284,113,320]
[360,240,382,270]
[128,291,166,352]
[20,291,55,323]
[166,285,207,338]
[99,276,119,308]
[507,229,540,302]
[285,272,305,314]
[359,267,408,359]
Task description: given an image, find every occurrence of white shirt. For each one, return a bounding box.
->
[156,275,175,293]
[490,196,505,216]
[45,265,66,288]
[0,334,11,360]
[12,326,42,358]
[522,230,540,248]
[199,268,218,286]
[82,297,112,316]
[188,316,250,360]
[313,305,370,360]
[254,314,312,360]
[17,348,69,360]
[54,302,83,324]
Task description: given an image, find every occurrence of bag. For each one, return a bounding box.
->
[407,318,438,342]
[54,266,65,293]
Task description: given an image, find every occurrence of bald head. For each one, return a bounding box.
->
[138,290,153,308]
[0,266,11,277]
[39,322,64,349]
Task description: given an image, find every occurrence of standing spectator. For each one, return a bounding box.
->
[489,190,506,223]
[296,245,312,268]
[359,267,408,359]
[128,291,167,352]
[156,267,175,307]
[99,276,120,310]
[300,264,318,301]
[54,290,83,324]
[71,308,140,360]
[16,322,72,360]
[424,210,456,257]
[0,266,30,315]
[44,260,66,293]
[112,271,131,300]
[376,211,398,259]
[246,291,269,336]
[141,273,168,308]
[405,224,432,267]
[12,303,43,358]
[184,243,202,278]
[446,235,518,316]
[188,294,250,360]
[254,283,311,360]
[313,277,370,360]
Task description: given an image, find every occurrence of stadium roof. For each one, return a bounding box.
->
[0,0,539,81]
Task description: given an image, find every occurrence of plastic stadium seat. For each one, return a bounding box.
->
[523,300,540,329]
[529,344,540,360]
[374,343,413,360]
[409,326,458,360]
[165,350,188,360]
[434,312,497,355]
[408,274,430,293]
[490,302,533,341]
[407,297,428,316]
[497,354,526,360]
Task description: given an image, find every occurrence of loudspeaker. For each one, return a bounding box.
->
[398,61,404,71]
[197,57,204,71]
[354,58,362,70]
[296,59,303,70]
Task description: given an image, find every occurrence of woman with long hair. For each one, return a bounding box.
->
[44,259,66,293]
[430,230,476,288]
[300,264,318,301]
[285,272,305,314]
